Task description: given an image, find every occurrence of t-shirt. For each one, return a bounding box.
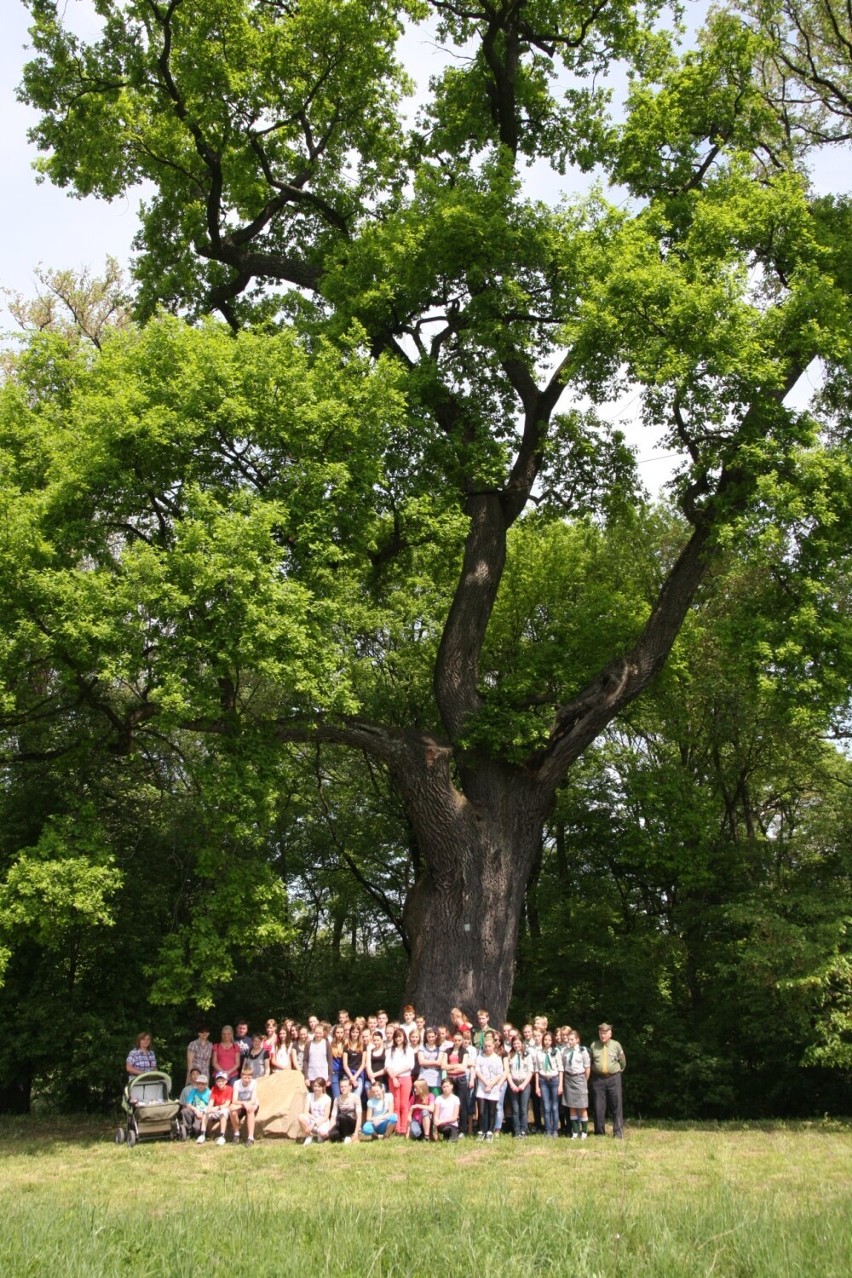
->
[186,1087,211,1110]
[333,1093,359,1124]
[434,1093,460,1126]
[387,1046,415,1077]
[418,1046,442,1088]
[305,1039,331,1082]
[231,1077,258,1106]
[475,1052,504,1099]
[210,1083,233,1110]
[212,1043,241,1077]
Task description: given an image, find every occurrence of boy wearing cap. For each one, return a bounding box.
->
[202,1071,234,1144]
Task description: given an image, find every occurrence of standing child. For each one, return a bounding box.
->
[474,1034,505,1142]
[561,1030,591,1139]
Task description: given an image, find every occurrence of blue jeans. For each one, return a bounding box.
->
[362,1114,397,1137]
[539,1076,560,1134]
[508,1083,530,1135]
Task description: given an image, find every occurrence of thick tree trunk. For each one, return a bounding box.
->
[399,753,550,1025]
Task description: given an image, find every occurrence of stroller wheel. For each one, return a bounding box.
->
[114,1128,126,1144]
[127,1128,138,1148]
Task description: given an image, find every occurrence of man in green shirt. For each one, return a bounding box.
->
[589,1022,626,1138]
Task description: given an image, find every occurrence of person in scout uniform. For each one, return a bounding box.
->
[589,1022,626,1138]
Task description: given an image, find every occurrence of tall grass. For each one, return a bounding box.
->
[0,1119,849,1276]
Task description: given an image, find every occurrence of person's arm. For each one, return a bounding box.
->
[618,1045,627,1071]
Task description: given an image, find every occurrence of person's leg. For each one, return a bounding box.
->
[531,1085,542,1133]
[610,1075,624,1138]
[495,1080,507,1133]
[389,1077,402,1130]
[397,1076,412,1136]
[362,1119,376,1138]
[230,1106,242,1137]
[376,1114,397,1136]
[540,1078,555,1134]
[408,1117,423,1140]
[517,1083,530,1135]
[245,1103,257,1140]
[592,1077,606,1135]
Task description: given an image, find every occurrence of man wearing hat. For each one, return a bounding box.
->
[589,1023,627,1138]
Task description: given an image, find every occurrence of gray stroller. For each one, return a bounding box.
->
[115,1070,185,1147]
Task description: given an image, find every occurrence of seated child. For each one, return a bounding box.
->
[408,1079,435,1141]
[297,1078,333,1146]
[229,1062,260,1145]
[433,1076,461,1141]
[361,1081,398,1139]
[328,1076,361,1143]
[183,1072,211,1141]
[200,1071,233,1145]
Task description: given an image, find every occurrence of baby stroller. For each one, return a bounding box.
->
[115,1071,185,1147]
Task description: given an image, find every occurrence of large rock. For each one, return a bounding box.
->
[255,1069,307,1139]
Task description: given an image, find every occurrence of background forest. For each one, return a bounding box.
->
[1,0,850,1120]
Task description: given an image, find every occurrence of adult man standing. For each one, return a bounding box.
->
[589,1022,627,1138]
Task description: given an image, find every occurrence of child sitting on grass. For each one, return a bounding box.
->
[408,1079,435,1141]
[362,1081,398,1140]
[298,1078,333,1146]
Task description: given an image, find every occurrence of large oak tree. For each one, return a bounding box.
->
[6,0,851,1019]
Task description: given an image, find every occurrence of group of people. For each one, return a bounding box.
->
[126,1006,626,1145]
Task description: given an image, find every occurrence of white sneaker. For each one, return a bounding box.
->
[303,1136,313,1147]
[580,1132,588,1140]
[215,1136,226,1145]
[485,1132,494,1142]
[571,1133,579,1139]
[343,1136,352,1145]
[196,1134,206,1144]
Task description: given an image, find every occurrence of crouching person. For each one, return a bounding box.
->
[230,1062,260,1145]
[408,1079,435,1141]
[328,1076,361,1143]
[298,1078,333,1146]
[362,1081,398,1140]
[434,1077,461,1141]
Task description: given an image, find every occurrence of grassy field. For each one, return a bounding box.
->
[0,1117,849,1276]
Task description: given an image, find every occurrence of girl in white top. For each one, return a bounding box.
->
[298,1079,333,1145]
[474,1034,506,1140]
[386,1027,416,1136]
[434,1078,461,1141]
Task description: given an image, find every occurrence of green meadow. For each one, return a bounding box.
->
[0,1118,849,1276]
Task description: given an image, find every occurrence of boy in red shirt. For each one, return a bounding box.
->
[200,1070,234,1145]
